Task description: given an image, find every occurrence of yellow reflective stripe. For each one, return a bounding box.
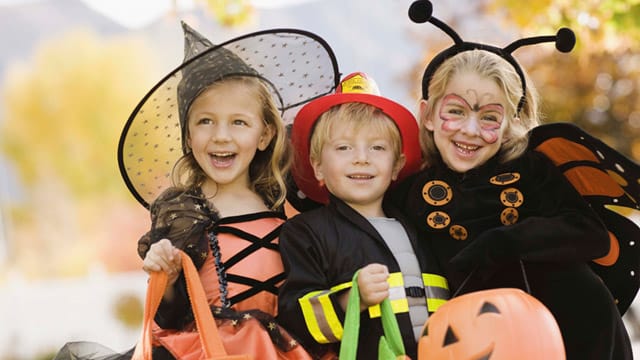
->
[368,305,379,318]
[330,281,352,293]
[299,290,329,343]
[297,281,352,344]
[368,273,407,318]
[369,298,410,318]
[387,272,404,287]
[318,291,344,340]
[391,298,409,313]
[427,298,447,312]
[422,273,448,289]
[362,273,450,318]
[422,273,450,312]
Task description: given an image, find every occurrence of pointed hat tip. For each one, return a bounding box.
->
[180,21,214,61]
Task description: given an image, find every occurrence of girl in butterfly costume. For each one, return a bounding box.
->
[393,1,638,359]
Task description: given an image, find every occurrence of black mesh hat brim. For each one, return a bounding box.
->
[118,28,340,208]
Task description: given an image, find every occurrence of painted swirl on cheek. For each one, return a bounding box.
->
[440,115,462,132]
[480,129,499,144]
[477,104,503,144]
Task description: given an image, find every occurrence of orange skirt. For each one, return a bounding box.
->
[152,308,312,360]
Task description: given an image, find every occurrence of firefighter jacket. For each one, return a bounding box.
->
[278,194,449,359]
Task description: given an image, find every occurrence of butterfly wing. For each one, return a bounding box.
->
[528,122,640,314]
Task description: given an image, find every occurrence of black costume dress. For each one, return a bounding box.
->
[394,148,633,360]
[277,195,449,359]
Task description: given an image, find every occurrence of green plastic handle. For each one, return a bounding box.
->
[339,270,407,360]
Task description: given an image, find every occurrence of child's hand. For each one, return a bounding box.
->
[358,263,390,307]
[142,239,182,286]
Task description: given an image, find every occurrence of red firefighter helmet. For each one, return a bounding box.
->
[290,72,422,204]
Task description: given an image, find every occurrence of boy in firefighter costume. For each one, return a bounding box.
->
[394,1,637,359]
[278,72,450,359]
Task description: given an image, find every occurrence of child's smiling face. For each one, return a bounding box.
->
[424,70,508,173]
[310,119,404,218]
[186,80,273,194]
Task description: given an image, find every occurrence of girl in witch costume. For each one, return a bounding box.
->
[54,22,339,360]
[278,72,449,359]
[392,1,635,359]
[130,23,340,360]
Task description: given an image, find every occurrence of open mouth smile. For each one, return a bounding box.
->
[454,141,480,154]
[209,152,236,166]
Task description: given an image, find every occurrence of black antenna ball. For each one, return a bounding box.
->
[409,0,433,24]
[556,27,576,53]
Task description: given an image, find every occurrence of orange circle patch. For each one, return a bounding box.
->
[449,225,468,241]
[500,207,519,225]
[490,172,521,185]
[427,211,450,229]
[500,188,524,208]
[422,180,453,206]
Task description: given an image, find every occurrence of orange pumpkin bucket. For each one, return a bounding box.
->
[417,288,565,360]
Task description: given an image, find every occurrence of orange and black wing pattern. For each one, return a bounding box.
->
[529,122,640,314]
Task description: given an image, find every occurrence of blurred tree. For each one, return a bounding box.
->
[0,1,259,278]
[409,0,640,161]
[199,0,256,27]
[486,0,640,160]
[1,30,157,200]
[487,0,640,47]
[0,30,158,277]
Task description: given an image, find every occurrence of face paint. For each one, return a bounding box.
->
[439,93,504,144]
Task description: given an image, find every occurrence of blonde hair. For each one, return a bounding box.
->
[172,76,292,209]
[308,102,403,164]
[419,50,540,166]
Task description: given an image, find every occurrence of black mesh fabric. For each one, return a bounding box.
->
[118,22,340,208]
[53,342,137,360]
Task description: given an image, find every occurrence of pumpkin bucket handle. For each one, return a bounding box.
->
[454,260,530,297]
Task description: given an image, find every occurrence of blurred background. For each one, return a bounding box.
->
[1,0,640,358]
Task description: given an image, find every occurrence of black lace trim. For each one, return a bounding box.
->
[208,228,230,308]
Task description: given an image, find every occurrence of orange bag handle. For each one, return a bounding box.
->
[132,250,249,360]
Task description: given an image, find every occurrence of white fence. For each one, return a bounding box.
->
[0,268,147,359]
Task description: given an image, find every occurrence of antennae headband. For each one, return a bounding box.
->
[409,0,576,114]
